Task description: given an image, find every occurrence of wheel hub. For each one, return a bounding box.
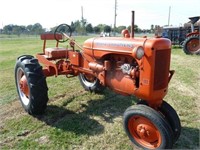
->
[19,75,29,97]
[137,125,150,138]
[187,39,200,52]
[128,116,161,148]
[136,124,158,143]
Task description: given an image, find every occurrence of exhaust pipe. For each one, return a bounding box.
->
[131,11,135,38]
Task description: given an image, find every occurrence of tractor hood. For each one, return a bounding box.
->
[83,37,147,59]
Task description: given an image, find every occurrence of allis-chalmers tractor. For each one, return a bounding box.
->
[15,11,181,149]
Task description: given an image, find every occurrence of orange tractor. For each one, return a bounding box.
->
[15,11,181,149]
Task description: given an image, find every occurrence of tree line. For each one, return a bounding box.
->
[0,19,156,36]
[1,23,45,36]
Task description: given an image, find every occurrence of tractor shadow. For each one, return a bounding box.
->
[173,126,200,149]
[36,90,200,149]
[36,89,135,136]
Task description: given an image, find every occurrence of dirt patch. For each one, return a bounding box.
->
[35,135,50,144]
[0,90,87,127]
[0,100,25,127]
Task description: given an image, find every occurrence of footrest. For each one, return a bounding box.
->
[45,47,67,59]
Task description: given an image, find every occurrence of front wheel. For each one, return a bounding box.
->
[123,105,174,149]
[159,101,181,142]
[15,55,49,115]
[137,100,181,143]
[78,73,104,93]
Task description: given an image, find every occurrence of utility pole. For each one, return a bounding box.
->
[81,6,86,35]
[168,6,171,26]
[81,6,84,22]
[114,0,117,36]
[81,6,85,26]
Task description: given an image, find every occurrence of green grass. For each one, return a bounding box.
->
[0,36,199,149]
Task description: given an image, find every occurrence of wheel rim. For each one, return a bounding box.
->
[80,74,98,87]
[187,38,200,53]
[128,115,162,149]
[16,68,30,106]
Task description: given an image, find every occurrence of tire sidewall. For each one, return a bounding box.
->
[15,59,32,112]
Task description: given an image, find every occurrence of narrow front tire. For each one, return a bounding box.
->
[123,105,174,149]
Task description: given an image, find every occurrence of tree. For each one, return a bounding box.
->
[117,26,126,33]
[86,23,93,33]
[93,26,100,34]
[12,25,21,36]
[127,25,141,33]
[104,25,112,33]
[3,24,13,34]
[72,20,87,35]
[32,23,45,35]
[151,24,154,33]
[27,25,33,34]
[70,21,75,33]
[97,24,106,32]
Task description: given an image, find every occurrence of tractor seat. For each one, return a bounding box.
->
[45,47,67,59]
[40,33,68,59]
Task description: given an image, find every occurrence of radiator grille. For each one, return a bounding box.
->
[154,49,170,90]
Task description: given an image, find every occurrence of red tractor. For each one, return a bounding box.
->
[183,16,200,54]
[15,11,181,149]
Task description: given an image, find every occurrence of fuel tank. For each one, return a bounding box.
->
[83,37,147,59]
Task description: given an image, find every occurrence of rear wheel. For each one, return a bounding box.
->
[15,55,49,115]
[123,105,174,149]
[78,73,104,93]
[183,34,200,55]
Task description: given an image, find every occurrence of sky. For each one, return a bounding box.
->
[0,0,199,30]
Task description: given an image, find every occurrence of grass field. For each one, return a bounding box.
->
[0,36,199,149]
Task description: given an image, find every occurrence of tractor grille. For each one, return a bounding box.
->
[153,49,170,90]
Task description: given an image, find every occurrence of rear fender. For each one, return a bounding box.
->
[186,32,200,37]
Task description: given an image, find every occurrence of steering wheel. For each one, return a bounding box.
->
[54,24,72,43]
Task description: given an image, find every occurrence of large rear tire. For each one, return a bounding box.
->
[123,105,174,149]
[182,34,200,55]
[15,55,49,115]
